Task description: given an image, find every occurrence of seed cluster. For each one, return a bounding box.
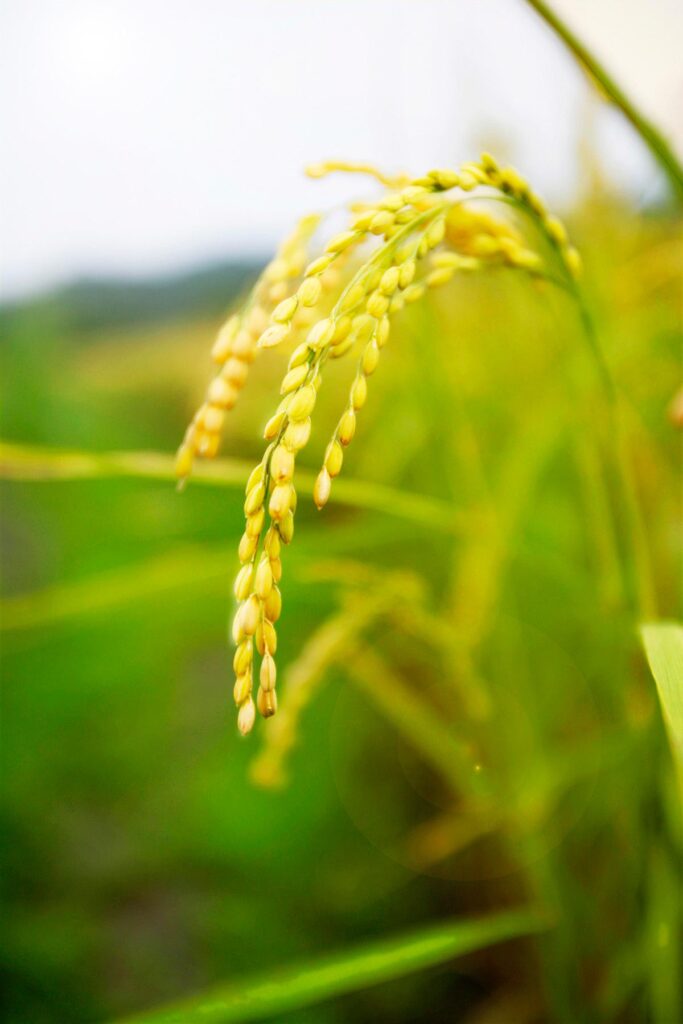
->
[176,155,580,734]
[475,154,582,279]
[175,215,320,483]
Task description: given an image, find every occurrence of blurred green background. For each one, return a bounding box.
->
[1,189,681,1023]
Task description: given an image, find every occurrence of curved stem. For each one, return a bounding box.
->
[524,0,683,203]
[483,185,657,618]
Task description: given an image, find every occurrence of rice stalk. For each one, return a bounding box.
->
[525,0,683,203]
[176,156,589,734]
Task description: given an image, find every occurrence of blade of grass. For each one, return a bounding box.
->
[0,441,251,485]
[524,0,683,202]
[115,909,546,1024]
[640,622,683,793]
[0,442,462,535]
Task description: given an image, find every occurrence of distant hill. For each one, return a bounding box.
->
[0,258,266,337]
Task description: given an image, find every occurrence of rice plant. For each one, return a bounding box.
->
[177,155,590,734]
[1,3,681,1022]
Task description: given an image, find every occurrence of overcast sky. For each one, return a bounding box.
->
[1,0,681,300]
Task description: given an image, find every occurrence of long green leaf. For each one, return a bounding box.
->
[525,0,683,202]
[640,622,683,789]
[0,442,462,534]
[115,909,545,1024]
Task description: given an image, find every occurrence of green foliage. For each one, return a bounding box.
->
[641,622,683,789]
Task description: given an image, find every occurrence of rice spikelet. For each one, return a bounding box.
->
[176,155,581,734]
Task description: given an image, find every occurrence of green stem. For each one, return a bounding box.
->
[0,442,462,535]
[569,292,658,620]
[524,0,683,203]
[482,184,657,619]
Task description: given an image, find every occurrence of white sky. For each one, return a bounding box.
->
[1,0,681,300]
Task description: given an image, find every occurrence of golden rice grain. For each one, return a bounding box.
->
[177,154,583,733]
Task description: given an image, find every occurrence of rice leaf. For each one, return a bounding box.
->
[0,442,461,534]
[525,0,683,202]
[115,909,545,1024]
[640,622,683,788]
